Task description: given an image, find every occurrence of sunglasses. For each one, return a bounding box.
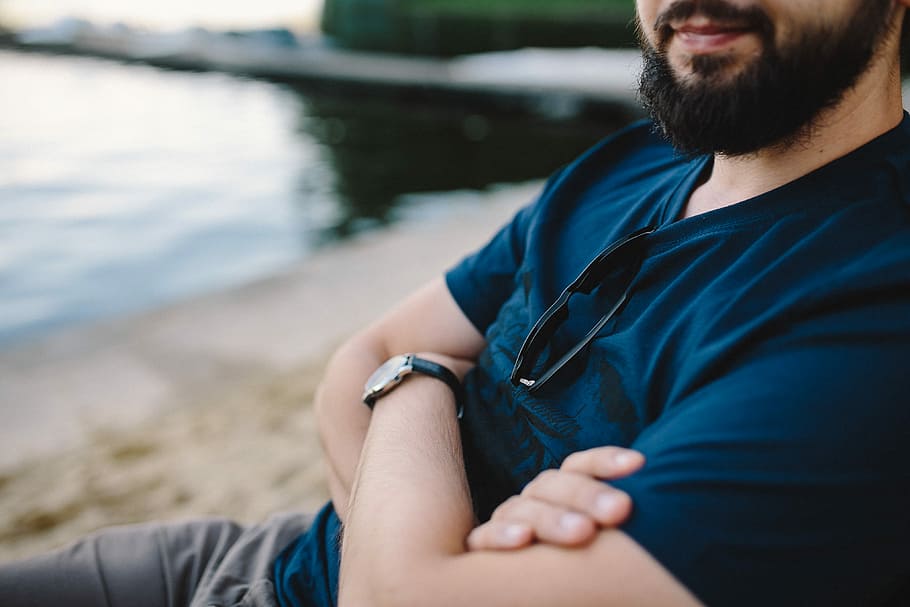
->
[509,226,655,393]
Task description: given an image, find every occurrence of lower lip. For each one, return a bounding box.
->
[675,30,749,53]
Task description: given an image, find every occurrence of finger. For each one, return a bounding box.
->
[561,447,645,479]
[491,494,597,546]
[521,469,633,526]
[466,521,533,552]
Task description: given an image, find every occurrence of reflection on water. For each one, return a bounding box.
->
[0,49,626,346]
[296,93,625,238]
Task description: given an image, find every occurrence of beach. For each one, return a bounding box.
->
[0,182,534,562]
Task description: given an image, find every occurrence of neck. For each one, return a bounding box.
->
[683,47,905,219]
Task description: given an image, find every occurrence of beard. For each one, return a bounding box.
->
[638,0,895,157]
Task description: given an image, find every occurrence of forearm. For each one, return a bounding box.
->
[315,277,486,522]
[314,334,388,521]
[339,378,474,606]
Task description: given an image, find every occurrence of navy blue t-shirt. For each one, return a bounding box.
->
[274,118,910,606]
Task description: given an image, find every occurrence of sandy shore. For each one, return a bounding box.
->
[0,183,535,562]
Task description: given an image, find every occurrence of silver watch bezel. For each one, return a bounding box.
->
[362,354,415,404]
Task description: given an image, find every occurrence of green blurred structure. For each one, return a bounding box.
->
[321,0,638,56]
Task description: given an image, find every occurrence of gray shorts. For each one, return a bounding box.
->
[0,512,311,607]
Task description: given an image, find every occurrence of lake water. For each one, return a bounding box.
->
[0,49,624,347]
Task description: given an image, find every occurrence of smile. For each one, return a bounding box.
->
[672,20,754,53]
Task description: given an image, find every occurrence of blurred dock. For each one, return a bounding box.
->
[5,19,643,120]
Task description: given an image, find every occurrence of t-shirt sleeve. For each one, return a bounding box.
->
[610,296,910,606]
[445,203,532,333]
[445,173,556,334]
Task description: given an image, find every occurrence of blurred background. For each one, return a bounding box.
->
[0,0,640,347]
[0,0,641,560]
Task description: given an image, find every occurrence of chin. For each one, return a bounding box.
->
[681,52,751,82]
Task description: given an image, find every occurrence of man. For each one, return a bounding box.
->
[3,0,909,605]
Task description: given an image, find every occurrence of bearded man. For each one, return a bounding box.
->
[3,1,909,606]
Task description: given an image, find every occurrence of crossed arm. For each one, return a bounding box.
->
[316,278,700,607]
[338,372,701,607]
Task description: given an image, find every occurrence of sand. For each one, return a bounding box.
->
[0,182,536,562]
[0,359,331,561]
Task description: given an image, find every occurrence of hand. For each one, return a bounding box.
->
[466,446,645,551]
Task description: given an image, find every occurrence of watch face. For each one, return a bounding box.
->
[364,355,410,397]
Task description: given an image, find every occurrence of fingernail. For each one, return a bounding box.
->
[560,513,588,534]
[501,524,527,543]
[614,451,638,466]
[596,493,622,518]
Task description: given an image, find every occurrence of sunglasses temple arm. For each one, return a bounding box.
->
[528,291,629,393]
[511,293,573,384]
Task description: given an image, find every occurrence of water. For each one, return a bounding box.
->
[0,49,625,347]
[1,0,321,31]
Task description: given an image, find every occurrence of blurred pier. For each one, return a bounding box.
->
[4,20,643,121]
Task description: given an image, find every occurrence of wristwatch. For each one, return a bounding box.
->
[362,354,464,418]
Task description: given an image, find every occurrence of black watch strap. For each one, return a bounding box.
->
[409,357,464,419]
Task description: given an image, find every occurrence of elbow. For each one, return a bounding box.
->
[312,376,331,422]
[313,332,380,421]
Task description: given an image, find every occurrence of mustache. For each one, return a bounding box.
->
[654,0,775,46]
